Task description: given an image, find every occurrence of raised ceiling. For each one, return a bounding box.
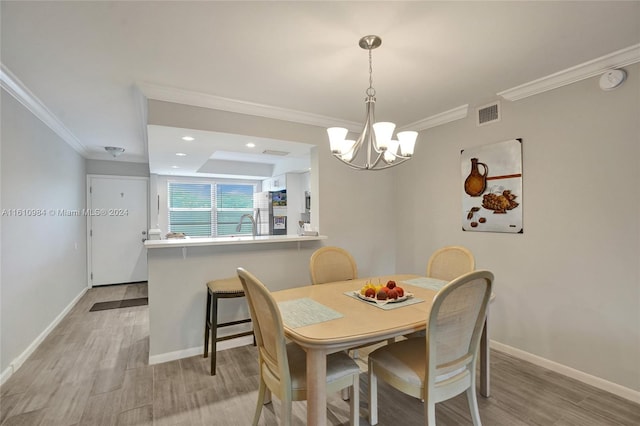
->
[1,1,639,175]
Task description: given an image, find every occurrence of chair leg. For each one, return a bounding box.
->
[466,386,482,426]
[281,396,293,426]
[349,374,360,426]
[368,360,378,425]
[203,290,212,358]
[425,399,436,426]
[252,376,267,426]
[210,294,219,375]
[341,387,350,401]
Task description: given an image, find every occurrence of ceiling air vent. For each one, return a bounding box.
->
[262,149,289,156]
[477,101,501,126]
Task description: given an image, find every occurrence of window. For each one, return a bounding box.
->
[168,182,255,237]
[215,184,255,236]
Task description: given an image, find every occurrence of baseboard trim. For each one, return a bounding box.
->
[148,334,255,365]
[0,286,88,385]
[491,340,640,404]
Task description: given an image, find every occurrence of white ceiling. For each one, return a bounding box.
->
[1,1,639,177]
[147,125,312,178]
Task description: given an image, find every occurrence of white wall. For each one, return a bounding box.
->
[86,159,149,177]
[394,64,640,393]
[1,91,88,378]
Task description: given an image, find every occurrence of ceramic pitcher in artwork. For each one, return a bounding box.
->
[464,158,488,197]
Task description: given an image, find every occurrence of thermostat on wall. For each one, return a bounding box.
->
[599,69,627,90]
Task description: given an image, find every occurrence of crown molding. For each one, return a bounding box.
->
[402,104,469,131]
[139,81,471,135]
[0,63,88,156]
[137,82,362,132]
[498,43,640,101]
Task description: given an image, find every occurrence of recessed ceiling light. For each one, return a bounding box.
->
[246,143,256,148]
[171,165,179,168]
[175,152,187,156]
[182,136,194,141]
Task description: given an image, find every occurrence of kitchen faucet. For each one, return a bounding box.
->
[236,213,257,236]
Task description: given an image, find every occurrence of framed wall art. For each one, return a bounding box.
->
[461,139,523,233]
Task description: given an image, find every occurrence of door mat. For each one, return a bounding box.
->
[90,297,148,312]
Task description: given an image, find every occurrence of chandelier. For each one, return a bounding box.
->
[327,35,417,171]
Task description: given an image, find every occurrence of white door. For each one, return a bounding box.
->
[89,176,148,286]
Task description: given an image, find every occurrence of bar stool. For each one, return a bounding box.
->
[204,277,254,375]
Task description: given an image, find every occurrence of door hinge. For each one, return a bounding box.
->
[90,230,93,237]
[90,273,93,280]
[89,186,92,194]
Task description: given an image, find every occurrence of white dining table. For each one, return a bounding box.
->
[271,274,494,426]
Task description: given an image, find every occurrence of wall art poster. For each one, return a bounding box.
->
[461,139,523,233]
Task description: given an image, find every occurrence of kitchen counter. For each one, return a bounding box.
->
[144,234,326,248]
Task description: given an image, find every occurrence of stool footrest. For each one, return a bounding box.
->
[218,318,252,328]
[216,330,254,342]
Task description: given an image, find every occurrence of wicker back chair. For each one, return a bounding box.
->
[368,270,494,426]
[309,246,358,285]
[237,267,361,426]
[427,246,475,281]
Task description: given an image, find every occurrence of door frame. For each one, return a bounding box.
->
[86,174,150,288]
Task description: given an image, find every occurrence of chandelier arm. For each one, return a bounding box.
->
[367,96,384,155]
[379,156,410,169]
[352,108,371,161]
[368,150,386,169]
[332,154,408,171]
[391,152,412,160]
[363,96,375,167]
[382,157,410,169]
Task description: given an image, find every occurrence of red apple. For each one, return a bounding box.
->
[386,280,396,289]
[387,289,399,300]
[364,288,376,298]
[376,289,388,300]
[395,287,404,297]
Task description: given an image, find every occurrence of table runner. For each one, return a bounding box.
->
[401,277,448,291]
[278,297,343,328]
[343,291,424,310]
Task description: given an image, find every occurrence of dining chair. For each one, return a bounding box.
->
[368,270,494,426]
[309,246,358,285]
[309,246,377,365]
[237,267,361,426]
[427,245,475,281]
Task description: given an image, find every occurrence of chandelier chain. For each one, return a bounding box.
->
[367,47,376,97]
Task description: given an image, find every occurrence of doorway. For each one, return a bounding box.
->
[88,175,148,286]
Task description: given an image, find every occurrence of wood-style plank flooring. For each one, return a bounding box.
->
[1,283,639,425]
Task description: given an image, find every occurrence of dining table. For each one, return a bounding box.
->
[271,274,494,426]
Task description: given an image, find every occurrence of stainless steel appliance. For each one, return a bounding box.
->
[254,190,287,235]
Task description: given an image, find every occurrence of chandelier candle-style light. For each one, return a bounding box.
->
[327,35,418,170]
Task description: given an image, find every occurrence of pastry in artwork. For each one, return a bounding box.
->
[482,190,519,213]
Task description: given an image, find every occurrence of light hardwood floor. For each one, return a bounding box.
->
[1,283,639,426]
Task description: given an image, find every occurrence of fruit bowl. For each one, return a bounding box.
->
[354,291,413,305]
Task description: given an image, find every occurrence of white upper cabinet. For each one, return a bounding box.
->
[263,174,286,191]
